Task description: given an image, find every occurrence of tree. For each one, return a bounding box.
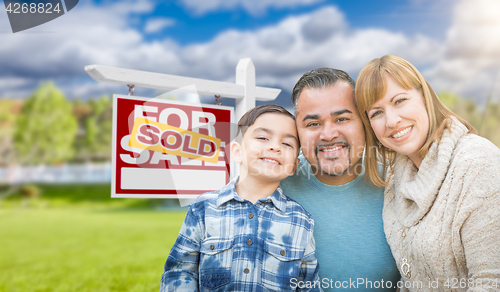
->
[72,95,113,162]
[479,102,500,147]
[439,91,500,148]
[0,99,23,199]
[438,92,482,129]
[13,83,78,165]
[0,99,22,166]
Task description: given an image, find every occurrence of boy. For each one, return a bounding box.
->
[160,104,322,292]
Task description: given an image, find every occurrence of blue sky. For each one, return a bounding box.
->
[142,0,452,44]
[1,0,499,109]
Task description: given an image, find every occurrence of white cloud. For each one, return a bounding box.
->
[423,0,500,103]
[2,0,499,108]
[0,77,34,98]
[0,0,186,97]
[169,6,441,92]
[69,81,125,99]
[0,3,442,101]
[0,0,152,77]
[0,77,28,88]
[301,6,345,43]
[179,0,324,16]
[144,18,176,34]
[446,0,500,59]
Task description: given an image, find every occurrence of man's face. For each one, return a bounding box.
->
[295,82,365,184]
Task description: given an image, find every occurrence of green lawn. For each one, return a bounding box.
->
[0,185,187,292]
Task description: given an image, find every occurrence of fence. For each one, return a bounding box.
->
[0,163,112,184]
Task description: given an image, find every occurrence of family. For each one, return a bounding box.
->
[160,55,500,291]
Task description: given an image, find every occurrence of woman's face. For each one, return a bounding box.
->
[367,74,430,167]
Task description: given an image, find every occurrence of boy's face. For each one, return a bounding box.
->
[232,113,300,183]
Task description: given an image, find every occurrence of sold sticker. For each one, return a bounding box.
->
[129,117,221,164]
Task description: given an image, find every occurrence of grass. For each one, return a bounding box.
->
[0,184,187,292]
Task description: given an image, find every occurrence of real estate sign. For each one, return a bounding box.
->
[112,94,234,198]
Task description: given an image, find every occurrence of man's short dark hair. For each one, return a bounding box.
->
[291,68,355,114]
[237,104,297,146]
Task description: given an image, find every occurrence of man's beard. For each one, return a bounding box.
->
[314,142,351,177]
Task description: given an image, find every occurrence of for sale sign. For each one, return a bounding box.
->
[112,94,234,198]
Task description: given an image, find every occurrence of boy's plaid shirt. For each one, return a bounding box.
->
[160,178,322,292]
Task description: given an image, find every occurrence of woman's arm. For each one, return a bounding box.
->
[457,153,500,292]
[461,192,500,291]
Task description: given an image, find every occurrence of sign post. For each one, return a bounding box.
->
[85,58,280,121]
[85,58,281,199]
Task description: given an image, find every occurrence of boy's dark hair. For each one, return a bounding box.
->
[237,104,299,148]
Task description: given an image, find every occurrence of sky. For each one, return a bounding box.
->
[1,0,500,109]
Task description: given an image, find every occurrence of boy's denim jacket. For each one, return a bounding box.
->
[160,178,322,292]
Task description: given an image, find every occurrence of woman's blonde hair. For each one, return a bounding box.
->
[355,55,477,187]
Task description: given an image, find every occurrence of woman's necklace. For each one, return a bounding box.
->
[399,216,424,281]
[400,227,413,280]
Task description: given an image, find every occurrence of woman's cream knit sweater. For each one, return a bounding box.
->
[383,118,500,291]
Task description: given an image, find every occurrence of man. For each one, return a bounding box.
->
[280,68,400,291]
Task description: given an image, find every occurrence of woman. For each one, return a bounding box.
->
[355,55,500,291]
